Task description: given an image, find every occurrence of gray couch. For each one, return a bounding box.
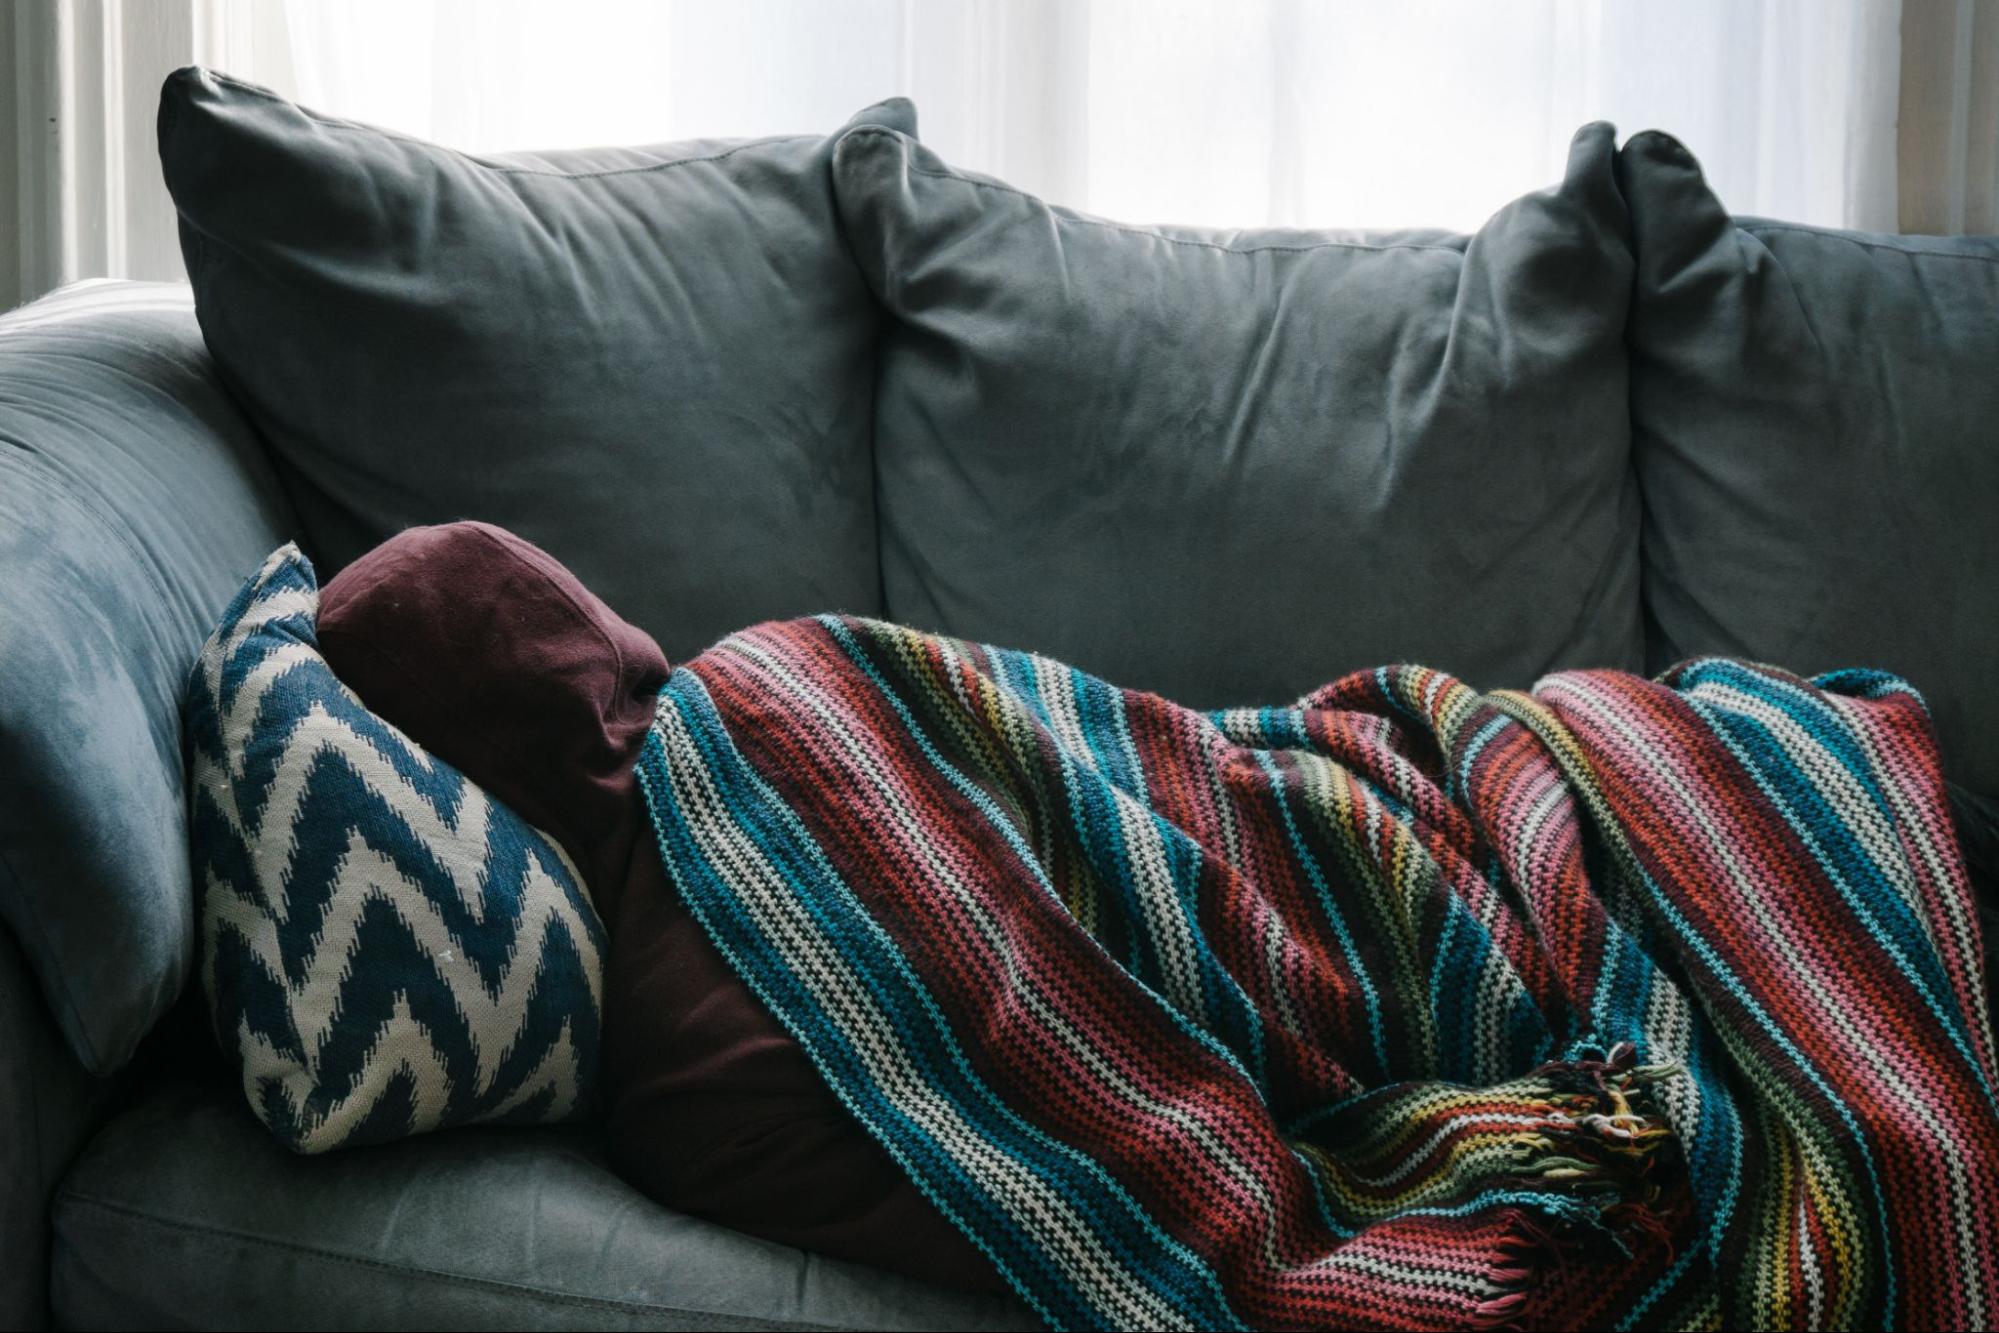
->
[3,92,1995,1329]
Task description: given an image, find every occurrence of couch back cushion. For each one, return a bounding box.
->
[1619,131,1999,794]
[159,68,911,663]
[833,122,1642,705]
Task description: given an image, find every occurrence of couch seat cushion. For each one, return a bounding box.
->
[52,1081,1037,1331]
[834,121,1642,705]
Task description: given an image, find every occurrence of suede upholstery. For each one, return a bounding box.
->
[1620,130,1999,794]
[0,282,299,1075]
[0,925,117,1331]
[51,1082,1035,1331]
[160,69,909,666]
[835,121,1643,704]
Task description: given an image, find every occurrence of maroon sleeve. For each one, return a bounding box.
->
[316,521,1002,1294]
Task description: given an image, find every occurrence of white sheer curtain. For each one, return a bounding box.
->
[10,0,1974,312]
[1899,0,1999,233]
[274,0,1904,232]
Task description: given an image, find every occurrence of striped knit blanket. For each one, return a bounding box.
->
[637,616,1999,1332]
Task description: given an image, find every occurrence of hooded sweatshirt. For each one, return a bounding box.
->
[317,520,1002,1292]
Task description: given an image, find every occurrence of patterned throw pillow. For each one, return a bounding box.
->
[185,544,606,1153]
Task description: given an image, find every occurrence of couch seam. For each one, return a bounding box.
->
[55,1192,854,1331]
[196,70,810,181]
[837,126,1466,258]
[0,845,102,1074]
[1739,220,1999,266]
[0,912,60,1283]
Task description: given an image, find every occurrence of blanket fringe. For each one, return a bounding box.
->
[1471,1045,1685,1330]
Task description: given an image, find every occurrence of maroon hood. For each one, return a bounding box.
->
[317,520,668,917]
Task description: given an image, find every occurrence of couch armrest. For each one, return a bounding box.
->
[0,280,298,1073]
[0,281,299,1319]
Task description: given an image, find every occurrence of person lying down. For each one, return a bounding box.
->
[311,520,1999,1332]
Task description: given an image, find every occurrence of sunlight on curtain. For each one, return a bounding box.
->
[274,0,1902,231]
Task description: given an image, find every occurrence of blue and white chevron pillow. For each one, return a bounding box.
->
[185,544,606,1153]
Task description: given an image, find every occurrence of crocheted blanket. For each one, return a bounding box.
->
[637,616,1999,1331]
